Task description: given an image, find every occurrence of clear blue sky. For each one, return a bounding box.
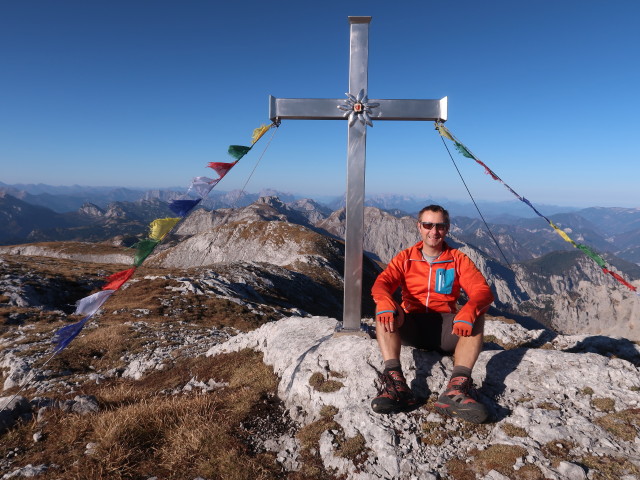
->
[1,1,639,208]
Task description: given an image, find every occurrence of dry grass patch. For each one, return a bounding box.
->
[1,349,298,480]
[446,448,545,480]
[335,432,366,462]
[1,305,67,325]
[473,444,527,474]
[594,408,640,442]
[501,422,528,437]
[514,464,547,479]
[591,397,615,413]
[103,284,274,331]
[581,454,640,480]
[308,371,345,393]
[421,421,448,446]
[105,277,176,312]
[46,323,145,374]
[581,386,595,395]
[445,458,476,480]
[483,334,517,350]
[540,439,576,467]
[294,405,341,480]
[466,444,541,479]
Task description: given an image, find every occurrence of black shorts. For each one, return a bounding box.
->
[399,311,484,354]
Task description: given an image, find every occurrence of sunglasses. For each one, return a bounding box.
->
[419,222,448,231]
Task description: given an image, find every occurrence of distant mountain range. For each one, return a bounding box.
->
[2,182,639,266]
[0,189,640,335]
[0,181,586,217]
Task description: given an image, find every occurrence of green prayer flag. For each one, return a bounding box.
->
[228,145,252,160]
[454,142,475,159]
[576,244,607,268]
[133,239,160,266]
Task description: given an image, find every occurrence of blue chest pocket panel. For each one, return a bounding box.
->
[435,268,455,294]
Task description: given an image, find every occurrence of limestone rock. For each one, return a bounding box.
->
[207,316,640,479]
[0,244,131,265]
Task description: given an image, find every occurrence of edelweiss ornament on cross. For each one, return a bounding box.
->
[269,16,448,334]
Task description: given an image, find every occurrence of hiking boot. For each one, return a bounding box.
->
[371,369,417,414]
[434,376,489,424]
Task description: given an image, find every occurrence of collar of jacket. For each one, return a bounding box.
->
[408,240,453,262]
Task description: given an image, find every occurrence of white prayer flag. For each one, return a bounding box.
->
[188,176,220,198]
[74,290,115,316]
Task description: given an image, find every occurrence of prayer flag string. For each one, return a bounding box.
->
[435,122,638,295]
[52,122,276,353]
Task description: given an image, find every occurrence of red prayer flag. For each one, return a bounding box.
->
[603,268,637,291]
[207,161,237,179]
[102,268,136,291]
[608,270,637,291]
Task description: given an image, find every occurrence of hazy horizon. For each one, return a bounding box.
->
[2,179,637,211]
[2,2,639,209]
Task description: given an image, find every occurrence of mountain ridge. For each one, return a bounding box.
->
[2,194,638,341]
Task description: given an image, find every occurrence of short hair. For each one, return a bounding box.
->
[417,204,450,225]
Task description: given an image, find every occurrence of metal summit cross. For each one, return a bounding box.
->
[269,16,447,333]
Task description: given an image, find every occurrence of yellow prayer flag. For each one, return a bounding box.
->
[251,124,271,145]
[435,123,455,142]
[550,222,577,246]
[149,217,180,241]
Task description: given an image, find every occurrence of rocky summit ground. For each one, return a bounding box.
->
[209,316,640,480]
[1,245,640,479]
[1,309,639,479]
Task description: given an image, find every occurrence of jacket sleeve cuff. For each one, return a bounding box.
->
[453,309,476,324]
[453,319,474,328]
[374,300,397,314]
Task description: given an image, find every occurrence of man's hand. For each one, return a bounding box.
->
[452,319,474,337]
[376,310,402,333]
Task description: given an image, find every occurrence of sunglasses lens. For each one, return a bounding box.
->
[421,222,447,231]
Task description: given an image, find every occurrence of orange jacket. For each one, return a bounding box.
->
[371,241,494,324]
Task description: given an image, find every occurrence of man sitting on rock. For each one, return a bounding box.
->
[370,204,494,423]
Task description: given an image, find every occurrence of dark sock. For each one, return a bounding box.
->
[451,366,472,379]
[384,359,401,372]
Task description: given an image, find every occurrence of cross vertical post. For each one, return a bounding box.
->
[344,17,369,334]
[269,16,448,334]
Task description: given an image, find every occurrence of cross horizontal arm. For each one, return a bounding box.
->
[370,98,448,122]
[269,95,448,122]
[269,96,344,121]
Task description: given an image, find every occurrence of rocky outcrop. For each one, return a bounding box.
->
[317,207,420,263]
[0,243,131,265]
[77,203,104,217]
[174,195,318,237]
[208,316,640,480]
[289,198,332,224]
[153,220,344,271]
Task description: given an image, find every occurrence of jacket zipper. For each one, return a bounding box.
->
[425,262,433,311]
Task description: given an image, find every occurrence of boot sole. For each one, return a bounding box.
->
[434,403,488,424]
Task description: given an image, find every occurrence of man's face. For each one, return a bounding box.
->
[417,210,449,252]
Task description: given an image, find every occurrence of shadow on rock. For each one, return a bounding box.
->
[481,347,530,422]
[410,349,443,401]
[563,335,640,367]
